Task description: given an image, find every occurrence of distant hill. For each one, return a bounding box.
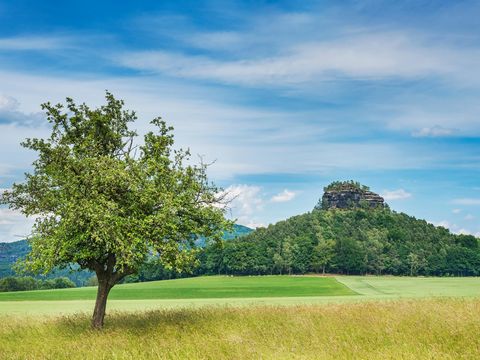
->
[0,240,30,277]
[0,240,93,285]
[224,224,254,239]
[200,182,480,277]
[195,224,253,246]
[0,224,253,283]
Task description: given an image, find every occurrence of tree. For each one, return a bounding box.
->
[363,229,387,275]
[282,238,294,275]
[1,92,230,328]
[311,238,336,274]
[52,277,76,289]
[0,276,37,292]
[273,253,284,274]
[407,252,427,276]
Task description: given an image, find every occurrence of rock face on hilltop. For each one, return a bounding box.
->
[318,181,385,210]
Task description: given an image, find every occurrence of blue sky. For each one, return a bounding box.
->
[0,0,479,242]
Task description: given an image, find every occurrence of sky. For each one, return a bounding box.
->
[0,0,479,242]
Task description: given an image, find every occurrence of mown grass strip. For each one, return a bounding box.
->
[0,276,356,301]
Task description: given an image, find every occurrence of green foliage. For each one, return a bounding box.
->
[312,239,335,274]
[0,276,75,292]
[85,275,98,287]
[1,92,229,280]
[323,180,370,192]
[200,208,480,276]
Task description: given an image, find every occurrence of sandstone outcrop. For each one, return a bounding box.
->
[318,181,385,210]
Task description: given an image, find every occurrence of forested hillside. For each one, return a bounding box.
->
[199,207,480,276]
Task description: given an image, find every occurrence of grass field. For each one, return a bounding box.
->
[2,276,480,359]
[1,299,479,359]
[2,275,480,316]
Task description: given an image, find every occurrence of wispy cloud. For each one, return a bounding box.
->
[0,35,71,51]
[453,198,480,205]
[381,189,412,201]
[412,125,457,137]
[117,30,480,87]
[0,70,452,182]
[270,189,297,203]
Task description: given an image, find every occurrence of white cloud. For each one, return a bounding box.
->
[218,184,264,228]
[453,198,480,205]
[270,189,297,203]
[452,208,462,214]
[0,94,19,111]
[381,189,412,201]
[412,125,456,137]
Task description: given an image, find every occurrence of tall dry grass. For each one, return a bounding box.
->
[1,298,479,359]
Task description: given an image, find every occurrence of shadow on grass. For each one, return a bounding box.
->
[53,307,228,334]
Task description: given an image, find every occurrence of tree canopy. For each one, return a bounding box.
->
[1,92,230,328]
[324,180,370,192]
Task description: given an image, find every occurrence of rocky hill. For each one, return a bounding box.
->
[199,181,480,276]
[318,180,385,210]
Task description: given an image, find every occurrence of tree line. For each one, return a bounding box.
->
[0,276,76,292]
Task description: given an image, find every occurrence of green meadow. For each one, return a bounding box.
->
[0,275,355,301]
[1,275,480,316]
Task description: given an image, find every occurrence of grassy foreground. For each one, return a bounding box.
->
[1,298,479,359]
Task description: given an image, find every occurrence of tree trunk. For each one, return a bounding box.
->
[92,279,113,329]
